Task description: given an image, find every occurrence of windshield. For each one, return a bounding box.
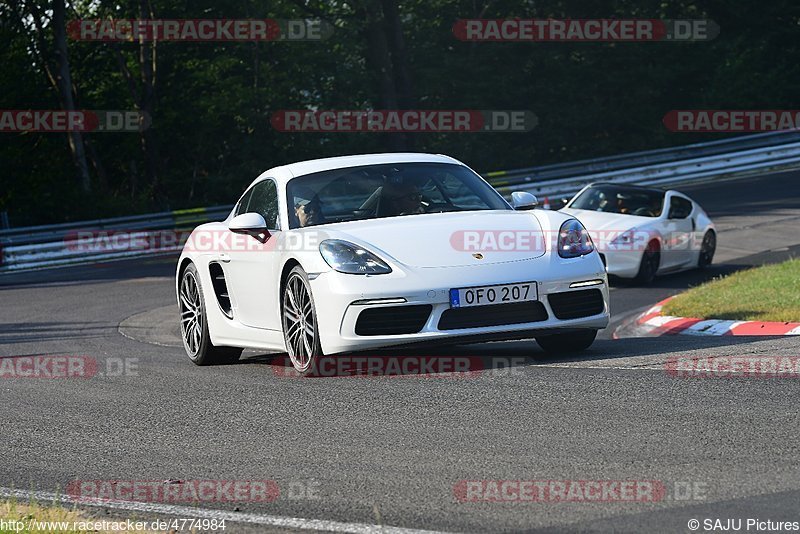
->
[569,185,665,217]
[286,162,510,229]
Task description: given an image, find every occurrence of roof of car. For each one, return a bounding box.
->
[588,182,666,195]
[257,153,464,184]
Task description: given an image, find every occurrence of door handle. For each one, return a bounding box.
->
[219,253,231,263]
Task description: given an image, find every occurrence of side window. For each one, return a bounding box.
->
[235,189,253,216]
[668,197,692,219]
[247,180,280,229]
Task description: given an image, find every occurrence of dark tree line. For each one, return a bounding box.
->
[1,0,799,225]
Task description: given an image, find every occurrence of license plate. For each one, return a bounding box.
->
[449,282,538,308]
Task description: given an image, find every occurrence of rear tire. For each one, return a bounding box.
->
[535,329,597,354]
[698,231,716,268]
[179,263,242,366]
[634,241,660,285]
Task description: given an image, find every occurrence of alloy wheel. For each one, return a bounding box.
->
[179,271,203,357]
[283,272,317,372]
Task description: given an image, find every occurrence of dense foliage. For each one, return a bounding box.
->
[1,0,799,225]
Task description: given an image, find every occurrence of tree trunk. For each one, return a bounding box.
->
[138,0,161,205]
[364,1,408,151]
[381,0,414,110]
[52,0,92,193]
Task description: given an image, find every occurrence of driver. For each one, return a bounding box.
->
[616,196,629,215]
[382,181,425,216]
[293,189,325,227]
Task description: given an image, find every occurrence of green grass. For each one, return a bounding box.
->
[0,500,158,534]
[662,258,800,322]
[1,500,86,533]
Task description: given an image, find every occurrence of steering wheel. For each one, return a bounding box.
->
[422,199,458,213]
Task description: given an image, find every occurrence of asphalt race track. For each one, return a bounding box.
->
[2,171,800,533]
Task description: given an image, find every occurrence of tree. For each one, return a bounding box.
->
[8,0,92,193]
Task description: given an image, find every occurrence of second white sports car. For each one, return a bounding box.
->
[561,183,716,284]
[176,153,610,374]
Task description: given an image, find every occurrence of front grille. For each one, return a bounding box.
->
[548,289,604,320]
[438,301,548,330]
[355,305,432,336]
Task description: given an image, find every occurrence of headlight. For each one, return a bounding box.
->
[319,240,392,274]
[611,229,636,245]
[610,229,648,251]
[558,219,594,258]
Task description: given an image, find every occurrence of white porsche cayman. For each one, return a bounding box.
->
[561,183,716,284]
[176,153,609,373]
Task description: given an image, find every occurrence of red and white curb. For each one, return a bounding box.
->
[615,297,800,338]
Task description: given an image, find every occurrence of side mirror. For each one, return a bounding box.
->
[511,191,538,211]
[229,212,269,235]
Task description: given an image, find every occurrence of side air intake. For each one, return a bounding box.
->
[208,262,233,318]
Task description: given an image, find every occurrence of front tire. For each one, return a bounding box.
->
[282,266,323,375]
[179,263,242,366]
[698,231,716,268]
[535,329,597,354]
[634,241,660,285]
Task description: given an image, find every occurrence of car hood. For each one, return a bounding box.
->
[321,211,547,268]
[560,208,651,233]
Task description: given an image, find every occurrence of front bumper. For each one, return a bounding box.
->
[602,249,644,279]
[310,254,610,355]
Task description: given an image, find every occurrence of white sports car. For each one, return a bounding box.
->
[561,183,716,284]
[176,153,609,374]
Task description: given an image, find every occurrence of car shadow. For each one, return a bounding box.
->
[234,333,792,377]
[0,321,112,344]
[0,254,178,289]
[608,263,746,290]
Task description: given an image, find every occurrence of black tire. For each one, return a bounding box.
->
[535,329,597,354]
[282,265,323,375]
[698,231,716,268]
[634,240,660,285]
[179,263,242,366]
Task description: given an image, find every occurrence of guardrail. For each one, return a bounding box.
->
[492,137,800,202]
[3,130,800,272]
[0,205,232,246]
[485,129,800,190]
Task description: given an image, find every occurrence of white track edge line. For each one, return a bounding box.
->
[0,487,449,534]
